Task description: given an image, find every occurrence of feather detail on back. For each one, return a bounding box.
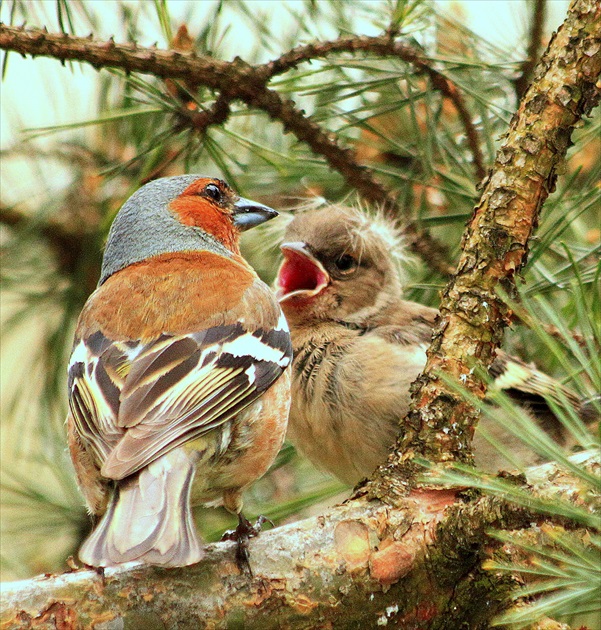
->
[69,315,292,481]
[69,176,290,569]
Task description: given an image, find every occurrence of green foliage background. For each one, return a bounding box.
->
[1,1,599,626]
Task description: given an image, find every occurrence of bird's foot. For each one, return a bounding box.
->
[221,514,274,576]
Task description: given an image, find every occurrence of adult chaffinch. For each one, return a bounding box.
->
[67,175,292,568]
[275,203,587,485]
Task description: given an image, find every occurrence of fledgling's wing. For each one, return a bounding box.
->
[68,312,292,481]
[490,351,581,412]
[380,299,584,415]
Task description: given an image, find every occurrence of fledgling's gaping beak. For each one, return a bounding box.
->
[232,197,278,231]
[276,242,330,302]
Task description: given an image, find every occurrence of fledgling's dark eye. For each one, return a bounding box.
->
[334,254,358,274]
[204,183,223,203]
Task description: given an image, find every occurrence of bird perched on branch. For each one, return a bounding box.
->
[276,203,586,485]
[67,175,292,568]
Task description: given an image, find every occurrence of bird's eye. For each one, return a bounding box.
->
[204,183,223,203]
[334,254,357,274]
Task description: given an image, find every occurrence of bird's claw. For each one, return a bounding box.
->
[221,514,274,576]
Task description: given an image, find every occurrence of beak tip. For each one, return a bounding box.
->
[233,198,278,231]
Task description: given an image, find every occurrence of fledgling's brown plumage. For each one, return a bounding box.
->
[276,204,588,485]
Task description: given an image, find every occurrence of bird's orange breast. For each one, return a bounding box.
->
[77,251,255,340]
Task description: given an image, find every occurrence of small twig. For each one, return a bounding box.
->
[515,0,547,99]
[172,91,232,135]
[261,35,487,182]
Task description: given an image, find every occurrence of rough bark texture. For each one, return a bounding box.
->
[366,0,601,503]
[1,452,596,630]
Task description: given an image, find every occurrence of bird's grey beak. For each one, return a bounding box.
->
[232,197,278,231]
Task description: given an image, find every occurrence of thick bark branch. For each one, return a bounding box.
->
[1,451,595,630]
[0,23,453,274]
[0,26,389,198]
[366,0,601,501]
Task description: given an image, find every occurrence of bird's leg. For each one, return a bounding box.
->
[221,513,274,576]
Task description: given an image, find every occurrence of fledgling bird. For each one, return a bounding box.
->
[67,175,292,568]
[275,203,587,485]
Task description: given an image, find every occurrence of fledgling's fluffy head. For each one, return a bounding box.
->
[100,175,277,285]
[276,201,410,325]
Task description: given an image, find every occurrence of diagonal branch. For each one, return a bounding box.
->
[0,23,453,274]
[366,0,601,502]
[0,27,396,209]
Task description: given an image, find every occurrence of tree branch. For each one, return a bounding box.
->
[0,23,454,274]
[366,0,601,501]
[515,0,548,99]
[262,35,487,181]
[0,26,392,203]
[0,496,504,630]
[2,450,594,630]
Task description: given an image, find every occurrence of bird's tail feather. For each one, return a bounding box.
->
[79,450,203,567]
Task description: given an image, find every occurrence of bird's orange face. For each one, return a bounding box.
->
[170,177,278,254]
[170,178,241,252]
[99,175,277,286]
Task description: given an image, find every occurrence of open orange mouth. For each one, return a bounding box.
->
[276,242,329,302]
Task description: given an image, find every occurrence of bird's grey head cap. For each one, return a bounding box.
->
[99,175,231,285]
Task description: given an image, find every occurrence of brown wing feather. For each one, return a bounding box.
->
[70,281,290,487]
